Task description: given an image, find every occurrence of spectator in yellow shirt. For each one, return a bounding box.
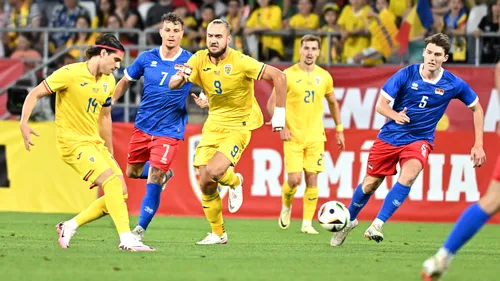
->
[337,0,371,63]
[286,0,320,62]
[318,3,342,64]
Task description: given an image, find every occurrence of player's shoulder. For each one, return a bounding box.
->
[284,63,300,74]
[54,62,84,77]
[192,49,209,58]
[441,68,465,85]
[180,48,193,59]
[314,64,331,76]
[395,64,419,77]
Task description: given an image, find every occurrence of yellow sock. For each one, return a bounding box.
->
[218,169,240,188]
[74,196,108,227]
[303,186,319,222]
[201,191,225,236]
[102,176,130,234]
[282,182,297,208]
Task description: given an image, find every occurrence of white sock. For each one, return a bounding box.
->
[302,220,312,227]
[282,204,290,211]
[437,247,454,264]
[134,225,145,232]
[372,218,385,226]
[119,232,136,244]
[66,218,79,230]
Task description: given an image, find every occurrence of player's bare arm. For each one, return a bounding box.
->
[112,76,131,104]
[266,89,290,141]
[169,64,192,90]
[376,94,410,125]
[262,65,287,131]
[19,82,49,151]
[326,93,345,150]
[469,102,486,168]
[99,105,114,155]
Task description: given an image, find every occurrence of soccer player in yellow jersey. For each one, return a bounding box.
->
[169,19,287,245]
[19,34,154,251]
[267,35,345,234]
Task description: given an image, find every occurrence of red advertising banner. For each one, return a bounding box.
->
[254,66,499,133]
[112,123,500,223]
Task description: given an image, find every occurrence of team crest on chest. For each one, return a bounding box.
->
[224,64,232,75]
[435,88,444,95]
[315,76,322,85]
[102,82,108,93]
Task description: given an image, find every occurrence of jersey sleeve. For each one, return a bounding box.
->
[240,54,265,80]
[381,67,409,102]
[187,53,202,86]
[124,52,145,81]
[456,80,478,108]
[325,72,334,97]
[43,66,71,94]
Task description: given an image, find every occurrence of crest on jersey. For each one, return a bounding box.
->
[102,82,108,93]
[188,134,229,203]
[224,64,232,75]
[435,88,444,95]
[88,156,95,163]
[315,76,322,85]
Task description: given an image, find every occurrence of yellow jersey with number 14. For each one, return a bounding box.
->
[43,62,116,147]
[187,48,265,130]
[284,64,334,143]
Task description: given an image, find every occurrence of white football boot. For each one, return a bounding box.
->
[330,219,358,246]
[228,173,243,213]
[195,232,228,245]
[278,206,292,230]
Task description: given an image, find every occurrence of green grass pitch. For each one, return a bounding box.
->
[1,212,499,281]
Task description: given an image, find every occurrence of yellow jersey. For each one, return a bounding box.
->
[43,62,116,147]
[284,64,334,143]
[369,9,399,59]
[245,5,284,56]
[187,48,265,130]
[289,13,320,62]
[337,4,371,62]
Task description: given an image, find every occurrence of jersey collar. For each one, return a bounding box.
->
[159,46,183,61]
[419,63,444,85]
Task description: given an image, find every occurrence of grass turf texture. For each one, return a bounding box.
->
[1,213,499,281]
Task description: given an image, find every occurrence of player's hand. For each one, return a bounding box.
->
[174,64,192,81]
[191,93,208,108]
[280,127,291,141]
[394,107,410,125]
[470,145,486,168]
[20,122,39,151]
[336,131,345,150]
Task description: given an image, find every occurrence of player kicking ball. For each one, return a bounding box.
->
[420,62,500,281]
[267,35,345,234]
[20,34,154,251]
[113,13,192,242]
[330,33,486,246]
[170,19,287,244]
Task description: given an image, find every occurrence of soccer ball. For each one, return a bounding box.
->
[317,201,351,232]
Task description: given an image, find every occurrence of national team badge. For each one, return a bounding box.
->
[103,82,108,93]
[224,64,232,75]
[188,134,229,203]
[435,88,444,95]
[315,76,322,85]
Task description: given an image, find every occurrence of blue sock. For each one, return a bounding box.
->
[443,203,491,254]
[376,182,411,222]
[139,161,150,179]
[348,183,374,221]
[137,183,162,230]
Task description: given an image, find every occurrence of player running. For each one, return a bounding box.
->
[19,33,154,251]
[420,61,500,281]
[267,34,345,234]
[330,33,486,246]
[169,19,287,245]
[112,12,191,242]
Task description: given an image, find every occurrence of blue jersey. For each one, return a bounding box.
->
[124,47,192,140]
[378,64,478,146]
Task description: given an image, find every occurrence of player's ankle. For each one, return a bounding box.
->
[437,248,454,265]
[372,218,384,226]
[66,218,79,230]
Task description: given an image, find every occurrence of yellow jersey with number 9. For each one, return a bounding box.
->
[42,62,116,147]
[187,48,265,130]
[284,64,334,143]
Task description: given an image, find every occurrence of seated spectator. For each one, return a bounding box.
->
[441,0,468,62]
[7,0,42,52]
[195,0,226,20]
[338,0,371,63]
[115,0,144,43]
[286,0,320,62]
[475,0,500,63]
[172,5,197,49]
[317,3,341,64]
[49,0,90,50]
[197,4,216,48]
[222,0,245,52]
[145,0,173,46]
[10,33,41,71]
[65,14,97,60]
[92,0,115,28]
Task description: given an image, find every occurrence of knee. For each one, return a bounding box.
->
[362,177,383,193]
[287,175,302,188]
[398,176,416,187]
[206,163,226,181]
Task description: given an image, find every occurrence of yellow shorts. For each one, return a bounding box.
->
[284,140,325,173]
[58,142,123,183]
[193,123,251,167]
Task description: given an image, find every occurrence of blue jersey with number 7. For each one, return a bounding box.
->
[378,64,478,146]
[124,47,192,140]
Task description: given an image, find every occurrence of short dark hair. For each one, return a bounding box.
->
[85,33,124,59]
[300,34,321,47]
[161,12,184,26]
[424,33,451,55]
[209,19,231,32]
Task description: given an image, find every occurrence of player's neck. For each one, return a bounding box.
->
[162,45,181,59]
[298,62,315,73]
[86,58,102,80]
[209,50,229,65]
[421,65,442,81]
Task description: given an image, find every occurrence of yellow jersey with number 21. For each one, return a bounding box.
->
[43,62,116,147]
[187,48,265,130]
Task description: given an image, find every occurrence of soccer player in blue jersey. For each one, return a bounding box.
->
[113,12,192,242]
[330,33,486,247]
[420,61,500,281]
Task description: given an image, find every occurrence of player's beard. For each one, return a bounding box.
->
[208,44,227,59]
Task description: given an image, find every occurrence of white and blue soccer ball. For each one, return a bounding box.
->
[317,201,351,232]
